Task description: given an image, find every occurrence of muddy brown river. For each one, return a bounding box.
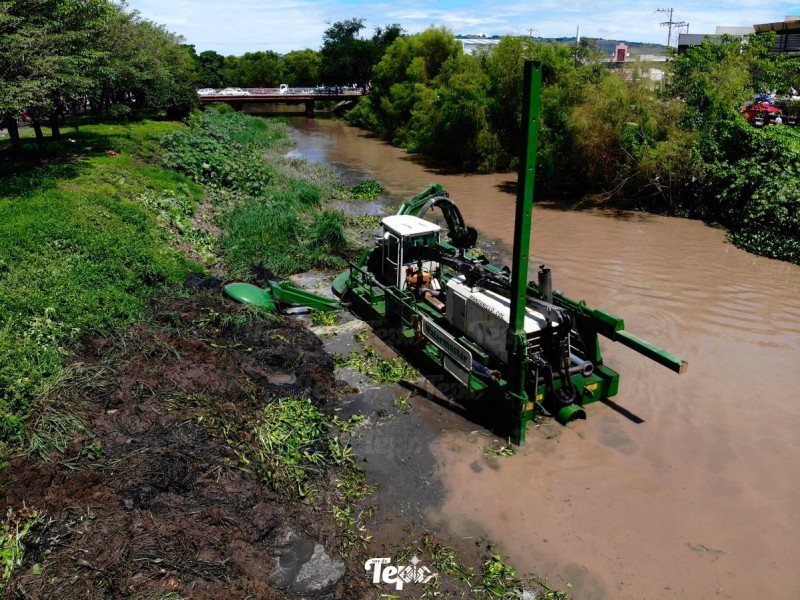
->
[280,113,800,600]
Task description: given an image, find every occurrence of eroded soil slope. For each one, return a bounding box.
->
[1,283,366,599]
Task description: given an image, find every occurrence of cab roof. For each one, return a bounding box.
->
[381,215,441,237]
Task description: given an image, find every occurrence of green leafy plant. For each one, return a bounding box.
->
[310,311,339,326]
[0,507,42,585]
[350,179,383,199]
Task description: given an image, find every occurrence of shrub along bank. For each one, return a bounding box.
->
[160,108,354,277]
[345,29,800,265]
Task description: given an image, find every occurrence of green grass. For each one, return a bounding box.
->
[0,110,363,453]
[0,120,204,451]
[0,507,42,587]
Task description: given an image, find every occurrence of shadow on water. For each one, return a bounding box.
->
[496,179,661,223]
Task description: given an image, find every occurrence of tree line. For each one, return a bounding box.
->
[343,28,800,263]
[2,4,797,263]
[0,8,398,158]
[0,0,199,157]
[192,18,402,89]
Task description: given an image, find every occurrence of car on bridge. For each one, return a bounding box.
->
[220,87,251,96]
[197,88,217,96]
[314,85,341,95]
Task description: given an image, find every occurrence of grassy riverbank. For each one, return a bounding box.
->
[0,110,376,597]
[0,109,359,455]
[0,121,204,450]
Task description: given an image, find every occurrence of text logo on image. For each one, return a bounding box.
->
[365,555,436,590]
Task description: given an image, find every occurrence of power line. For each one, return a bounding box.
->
[657,8,688,48]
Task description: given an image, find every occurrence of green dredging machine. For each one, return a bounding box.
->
[332,61,687,444]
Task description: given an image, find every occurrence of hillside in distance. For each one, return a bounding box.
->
[457,34,668,56]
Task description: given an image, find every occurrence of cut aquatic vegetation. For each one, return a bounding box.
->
[0,506,43,586]
[349,179,383,200]
[336,345,419,384]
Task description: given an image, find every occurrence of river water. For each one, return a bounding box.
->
[281,114,800,600]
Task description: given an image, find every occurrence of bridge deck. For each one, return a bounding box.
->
[198,87,365,104]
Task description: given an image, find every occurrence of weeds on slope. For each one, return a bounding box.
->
[160,108,354,278]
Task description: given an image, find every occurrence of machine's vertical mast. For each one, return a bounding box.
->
[506,60,542,444]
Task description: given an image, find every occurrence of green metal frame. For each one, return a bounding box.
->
[506,60,543,445]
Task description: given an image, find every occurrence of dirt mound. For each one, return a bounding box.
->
[1,287,364,599]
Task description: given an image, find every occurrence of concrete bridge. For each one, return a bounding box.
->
[198,87,365,115]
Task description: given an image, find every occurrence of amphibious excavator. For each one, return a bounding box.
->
[332,61,687,444]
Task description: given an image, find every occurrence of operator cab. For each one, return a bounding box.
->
[381,215,441,291]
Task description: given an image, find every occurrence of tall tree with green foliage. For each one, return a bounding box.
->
[0,0,198,157]
[223,51,284,87]
[319,18,373,86]
[0,0,114,152]
[197,50,226,88]
[282,50,321,86]
[318,18,403,88]
[347,26,462,144]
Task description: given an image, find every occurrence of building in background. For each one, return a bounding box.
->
[678,17,800,55]
[456,36,501,54]
[754,17,800,56]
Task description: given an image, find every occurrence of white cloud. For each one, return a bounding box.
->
[123,0,797,53]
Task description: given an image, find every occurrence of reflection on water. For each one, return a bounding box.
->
[286,116,800,600]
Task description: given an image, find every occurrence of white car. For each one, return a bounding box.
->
[220,87,250,96]
[197,88,216,96]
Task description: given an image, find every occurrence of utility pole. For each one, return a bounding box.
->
[657,8,688,48]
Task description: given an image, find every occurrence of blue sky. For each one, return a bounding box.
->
[126,0,800,55]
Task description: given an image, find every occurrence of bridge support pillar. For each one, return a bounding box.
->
[304,100,316,116]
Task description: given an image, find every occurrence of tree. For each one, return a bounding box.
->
[224,51,284,87]
[0,0,115,152]
[0,0,198,157]
[407,54,492,170]
[372,24,404,57]
[669,33,779,127]
[197,50,226,88]
[94,16,197,119]
[347,26,461,143]
[319,18,373,86]
[282,50,321,86]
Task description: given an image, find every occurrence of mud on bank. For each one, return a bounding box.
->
[1,283,370,599]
